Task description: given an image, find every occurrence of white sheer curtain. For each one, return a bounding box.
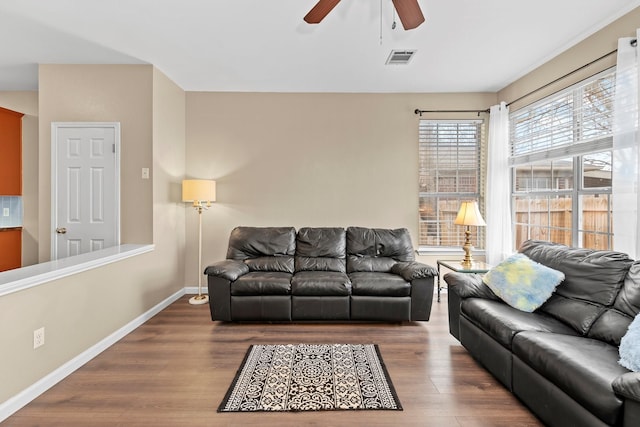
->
[613,31,640,259]
[485,101,513,265]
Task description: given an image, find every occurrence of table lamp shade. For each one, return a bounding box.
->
[454,201,485,268]
[454,201,486,227]
[182,179,216,203]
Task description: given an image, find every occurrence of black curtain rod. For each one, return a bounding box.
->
[506,37,637,108]
[414,108,489,117]
[415,37,637,116]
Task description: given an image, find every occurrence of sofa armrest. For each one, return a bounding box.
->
[445,272,498,341]
[204,259,249,281]
[391,261,437,281]
[613,372,640,403]
[444,272,499,300]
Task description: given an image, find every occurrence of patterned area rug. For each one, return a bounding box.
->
[218,343,402,412]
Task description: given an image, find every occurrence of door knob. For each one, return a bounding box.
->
[56,227,67,234]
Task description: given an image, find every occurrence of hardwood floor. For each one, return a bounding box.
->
[4,295,542,426]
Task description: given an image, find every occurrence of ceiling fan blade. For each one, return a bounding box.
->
[392,0,425,30]
[304,0,341,24]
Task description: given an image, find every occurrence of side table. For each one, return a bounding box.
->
[436,260,492,303]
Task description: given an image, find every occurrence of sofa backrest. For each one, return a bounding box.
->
[295,227,346,272]
[346,227,414,273]
[589,261,640,346]
[519,240,634,338]
[226,226,296,273]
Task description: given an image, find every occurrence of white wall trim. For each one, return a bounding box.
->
[0,287,185,423]
[0,244,154,297]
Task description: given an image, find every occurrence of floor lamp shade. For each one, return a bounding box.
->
[182,179,216,205]
[182,179,216,306]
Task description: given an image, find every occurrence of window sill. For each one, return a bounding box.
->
[0,244,154,297]
[417,247,486,257]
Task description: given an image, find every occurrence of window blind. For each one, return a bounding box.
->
[510,69,615,165]
[418,119,484,248]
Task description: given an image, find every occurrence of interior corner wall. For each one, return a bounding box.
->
[152,67,187,290]
[184,91,497,285]
[38,64,154,262]
[0,91,39,267]
[499,6,640,109]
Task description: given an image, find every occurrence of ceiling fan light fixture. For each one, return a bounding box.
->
[386,50,416,65]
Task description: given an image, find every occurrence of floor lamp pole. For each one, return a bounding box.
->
[189,204,209,305]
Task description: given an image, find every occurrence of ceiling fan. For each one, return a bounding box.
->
[304,0,425,30]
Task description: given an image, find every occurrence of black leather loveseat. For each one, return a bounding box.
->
[205,226,436,322]
[446,240,640,427]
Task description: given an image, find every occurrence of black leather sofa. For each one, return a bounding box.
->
[446,240,640,427]
[205,226,436,321]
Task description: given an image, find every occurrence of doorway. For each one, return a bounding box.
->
[51,122,120,260]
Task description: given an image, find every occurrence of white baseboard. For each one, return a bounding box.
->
[0,288,186,423]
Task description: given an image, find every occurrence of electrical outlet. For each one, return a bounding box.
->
[2,208,9,217]
[33,327,45,349]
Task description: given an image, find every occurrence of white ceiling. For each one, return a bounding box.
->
[1,0,639,93]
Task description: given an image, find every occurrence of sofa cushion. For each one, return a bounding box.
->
[483,253,564,312]
[520,240,633,305]
[590,261,640,346]
[349,272,411,297]
[226,227,296,260]
[346,227,414,273]
[619,312,640,372]
[244,256,294,273]
[461,298,578,349]
[295,227,346,273]
[519,240,634,335]
[291,271,351,296]
[231,272,292,296]
[512,331,627,426]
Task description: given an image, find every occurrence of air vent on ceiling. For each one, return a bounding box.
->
[385,50,416,65]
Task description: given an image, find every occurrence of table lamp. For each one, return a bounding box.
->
[454,201,486,268]
[182,179,216,305]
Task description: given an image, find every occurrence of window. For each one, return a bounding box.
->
[418,120,485,249]
[510,69,614,250]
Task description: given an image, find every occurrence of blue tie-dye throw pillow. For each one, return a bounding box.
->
[619,313,640,372]
[483,253,565,313]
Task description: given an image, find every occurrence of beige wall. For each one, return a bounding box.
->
[39,65,154,262]
[0,65,186,403]
[152,67,187,291]
[0,91,39,267]
[499,6,640,108]
[185,92,496,284]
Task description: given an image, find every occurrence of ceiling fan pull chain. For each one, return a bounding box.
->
[379,0,383,45]
[392,6,397,29]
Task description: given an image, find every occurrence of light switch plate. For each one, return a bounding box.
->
[141,168,150,179]
[2,208,9,217]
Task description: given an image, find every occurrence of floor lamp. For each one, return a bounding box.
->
[182,179,216,305]
[454,201,486,268]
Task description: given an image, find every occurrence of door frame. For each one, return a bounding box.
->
[51,122,121,260]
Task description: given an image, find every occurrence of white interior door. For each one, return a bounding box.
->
[52,123,120,260]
